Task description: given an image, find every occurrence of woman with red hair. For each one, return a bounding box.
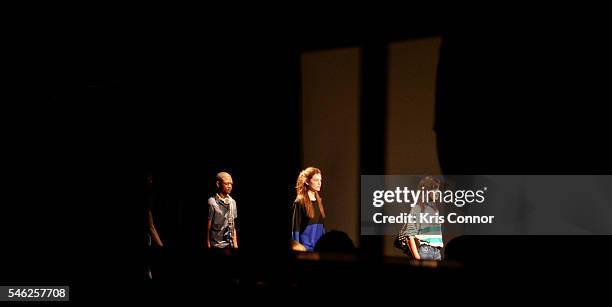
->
[291,167,326,251]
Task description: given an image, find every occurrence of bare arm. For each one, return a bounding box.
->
[147,209,163,247]
[232,228,238,248]
[409,237,420,260]
[232,203,238,248]
[207,219,212,248]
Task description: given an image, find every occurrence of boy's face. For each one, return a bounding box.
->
[218,176,233,195]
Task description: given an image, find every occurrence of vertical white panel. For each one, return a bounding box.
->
[301,48,360,247]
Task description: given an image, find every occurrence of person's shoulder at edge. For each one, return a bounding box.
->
[292,196,305,208]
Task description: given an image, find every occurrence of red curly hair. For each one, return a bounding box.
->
[295,167,325,219]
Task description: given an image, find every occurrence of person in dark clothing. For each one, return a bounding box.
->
[291,167,326,252]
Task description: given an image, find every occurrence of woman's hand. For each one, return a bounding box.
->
[291,240,307,252]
